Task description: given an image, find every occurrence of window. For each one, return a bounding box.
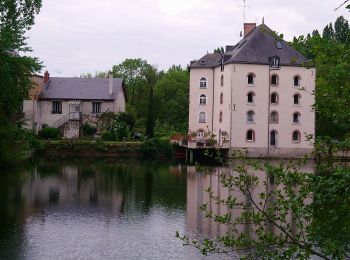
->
[246,130,255,142]
[247,110,255,123]
[276,41,283,49]
[270,56,280,68]
[92,102,101,114]
[292,130,301,143]
[293,112,301,123]
[271,93,279,104]
[199,112,206,123]
[247,73,255,85]
[221,75,224,86]
[52,101,62,114]
[294,75,301,87]
[247,92,255,103]
[294,94,301,105]
[270,130,278,146]
[271,74,279,86]
[219,111,223,123]
[197,129,204,138]
[270,111,279,124]
[199,94,207,105]
[220,92,223,104]
[200,77,207,88]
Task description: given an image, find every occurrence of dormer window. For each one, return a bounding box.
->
[270,56,280,69]
[276,41,283,49]
[220,55,224,71]
[200,60,207,65]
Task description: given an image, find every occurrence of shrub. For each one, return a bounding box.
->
[82,123,97,137]
[38,127,61,140]
[140,138,174,157]
[101,131,116,141]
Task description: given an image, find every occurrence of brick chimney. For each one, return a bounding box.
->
[44,70,50,84]
[244,23,256,37]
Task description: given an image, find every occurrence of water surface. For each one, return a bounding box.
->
[0,159,234,260]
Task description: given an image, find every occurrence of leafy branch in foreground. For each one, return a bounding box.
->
[177,151,350,259]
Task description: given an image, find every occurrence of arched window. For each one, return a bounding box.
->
[271,74,279,86]
[247,92,255,103]
[293,112,301,123]
[293,75,301,87]
[293,93,301,105]
[270,111,279,124]
[197,129,204,138]
[199,112,206,123]
[246,129,255,142]
[247,73,255,85]
[270,130,278,146]
[221,75,224,86]
[219,111,223,123]
[199,94,207,105]
[200,77,207,88]
[220,92,223,104]
[292,130,301,143]
[271,92,279,104]
[247,110,255,123]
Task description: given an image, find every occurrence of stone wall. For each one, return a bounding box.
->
[63,120,80,139]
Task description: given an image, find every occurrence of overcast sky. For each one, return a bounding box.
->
[26,0,350,77]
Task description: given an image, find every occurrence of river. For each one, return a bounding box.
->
[0,159,241,260]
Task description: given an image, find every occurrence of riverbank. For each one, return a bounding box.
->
[34,139,177,159]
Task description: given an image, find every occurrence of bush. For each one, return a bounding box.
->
[101,131,116,141]
[82,123,97,137]
[38,127,61,140]
[140,138,174,157]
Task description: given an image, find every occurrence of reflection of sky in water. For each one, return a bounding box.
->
[0,160,236,260]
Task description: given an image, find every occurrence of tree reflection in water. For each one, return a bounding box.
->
[182,158,350,259]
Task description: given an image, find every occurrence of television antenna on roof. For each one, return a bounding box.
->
[237,0,250,23]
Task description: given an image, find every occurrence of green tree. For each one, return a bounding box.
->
[292,16,350,139]
[154,65,189,133]
[0,0,42,165]
[214,46,224,53]
[112,59,158,134]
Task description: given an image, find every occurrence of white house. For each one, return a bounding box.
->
[23,71,126,138]
[188,23,315,158]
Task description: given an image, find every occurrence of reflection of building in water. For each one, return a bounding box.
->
[21,166,124,213]
[186,160,315,238]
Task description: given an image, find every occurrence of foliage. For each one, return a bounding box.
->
[177,152,350,259]
[112,58,158,134]
[214,47,225,53]
[140,138,174,157]
[0,0,42,165]
[38,127,61,140]
[101,131,116,141]
[292,16,350,140]
[154,65,189,133]
[82,123,97,137]
[97,112,135,141]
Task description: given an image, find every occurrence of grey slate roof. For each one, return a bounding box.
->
[190,24,307,68]
[40,77,124,100]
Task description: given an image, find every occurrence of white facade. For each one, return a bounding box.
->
[188,25,315,158]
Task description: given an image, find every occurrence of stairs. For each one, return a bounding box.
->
[52,112,81,128]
